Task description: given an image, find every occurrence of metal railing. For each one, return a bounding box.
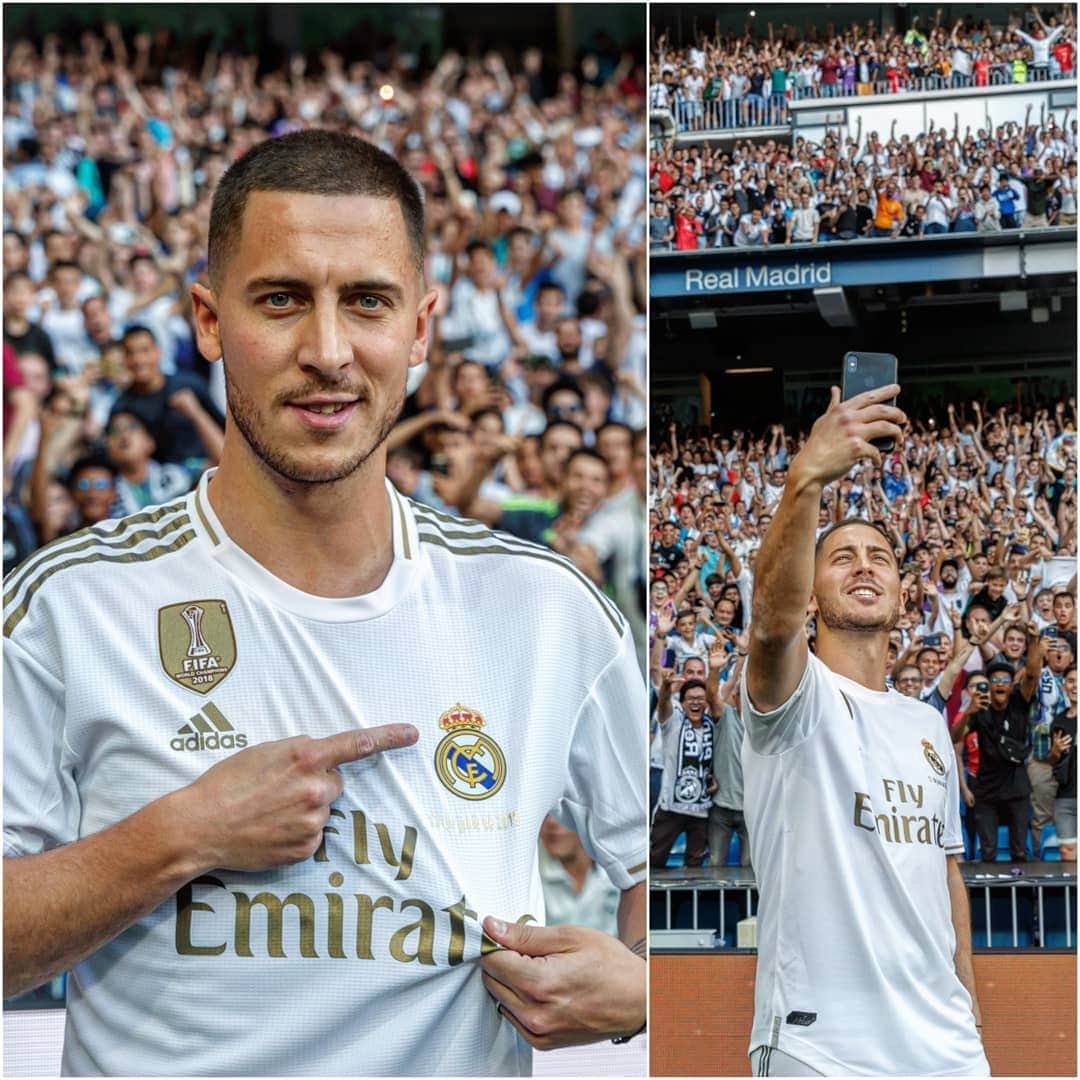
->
[649,221,1076,254]
[650,866,1077,949]
[666,64,1072,133]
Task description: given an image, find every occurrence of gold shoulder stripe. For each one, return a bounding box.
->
[4,497,189,607]
[4,515,193,612]
[4,526,197,638]
[409,500,489,533]
[412,506,625,629]
[416,527,623,634]
[626,861,647,876]
[193,484,220,546]
[393,489,412,560]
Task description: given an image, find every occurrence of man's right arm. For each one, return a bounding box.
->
[4,709,418,999]
[748,384,904,712]
[5,794,203,999]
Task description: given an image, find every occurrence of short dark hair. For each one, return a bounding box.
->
[539,419,583,447]
[122,325,157,347]
[814,518,897,563]
[67,454,116,489]
[680,678,709,699]
[597,420,634,444]
[566,447,610,474]
[541,378,583,414]
[208,131,425,286]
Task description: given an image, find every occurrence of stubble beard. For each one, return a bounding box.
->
[815,592,898,634]
[224,363,406,486]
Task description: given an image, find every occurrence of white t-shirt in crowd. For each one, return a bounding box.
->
[4,473,645,1076]
[740,652,989,1077]
[439,278,512,369]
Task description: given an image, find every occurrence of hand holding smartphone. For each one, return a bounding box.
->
[842,352,900,453]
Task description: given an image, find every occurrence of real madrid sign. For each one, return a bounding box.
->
[434,703,507,801]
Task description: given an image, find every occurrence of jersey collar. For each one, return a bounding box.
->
[189,468,424,622]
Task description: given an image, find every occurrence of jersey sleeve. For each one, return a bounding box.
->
[3,633,80,857]
[940,714,966,856]
[741,649,833,756]
[553,627,647,891]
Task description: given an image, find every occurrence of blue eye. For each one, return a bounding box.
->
[265,293,292,308]
[357,295,383,310]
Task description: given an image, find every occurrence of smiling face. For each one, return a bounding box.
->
[192,191,436,486]
[813,522,900,634]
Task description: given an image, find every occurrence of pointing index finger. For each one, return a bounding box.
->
[315,724,419,767]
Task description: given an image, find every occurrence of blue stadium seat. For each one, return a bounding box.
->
[667,833,686,868]
[994,825,1033,861]
[1040,823,1061,862]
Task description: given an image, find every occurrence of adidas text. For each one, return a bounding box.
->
[171,732,249,752]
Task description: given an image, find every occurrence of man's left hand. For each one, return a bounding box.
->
[479,917,645,1049]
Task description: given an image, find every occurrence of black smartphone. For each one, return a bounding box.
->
[923,634,942,647]
[842,352,898,452]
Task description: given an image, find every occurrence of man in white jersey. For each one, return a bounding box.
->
[741,384,989,1077]
[4,131,646,1076]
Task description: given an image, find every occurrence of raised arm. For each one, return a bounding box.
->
[747,385,904,712]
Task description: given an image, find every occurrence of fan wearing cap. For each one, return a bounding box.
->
[951,634,1043,863]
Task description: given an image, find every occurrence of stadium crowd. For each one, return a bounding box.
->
[651,6,1077,131]
[649,395,1078,869]
[649,111,1077,250]
[2,22,648,644]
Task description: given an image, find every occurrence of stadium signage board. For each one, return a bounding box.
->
[656,248,991,298]
[685,263,833,292]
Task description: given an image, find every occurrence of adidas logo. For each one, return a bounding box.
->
[171,702,248,752]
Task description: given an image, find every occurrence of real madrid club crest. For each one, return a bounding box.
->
[434,704,507,801]
[674,767,703,805]
[922,738,946,777]
[158,600,236,695]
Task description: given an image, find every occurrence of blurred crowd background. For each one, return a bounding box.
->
[2,6,647,990]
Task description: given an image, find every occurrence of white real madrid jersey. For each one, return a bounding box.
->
[740,652,989,1077]
[3,472,646,1077]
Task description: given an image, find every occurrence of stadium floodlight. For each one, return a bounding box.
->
[724,366,774,374]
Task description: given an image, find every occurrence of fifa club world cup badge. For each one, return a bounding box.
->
[157,600,237,695]
[922,738,946,776]
[434,703,507,801]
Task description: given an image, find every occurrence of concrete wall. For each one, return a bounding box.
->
[651,951,1077,1077]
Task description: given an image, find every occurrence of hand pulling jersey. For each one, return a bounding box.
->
[740,653,989,1077]
[4,471,646,1076]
